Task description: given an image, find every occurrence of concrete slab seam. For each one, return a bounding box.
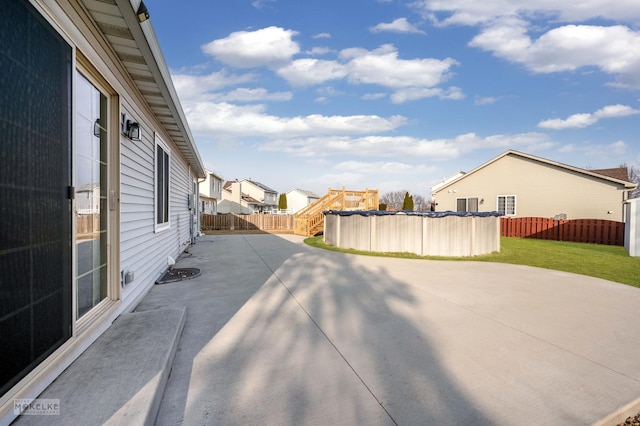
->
[241,235,399,425]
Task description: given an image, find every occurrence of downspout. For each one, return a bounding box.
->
[197,173,206,236]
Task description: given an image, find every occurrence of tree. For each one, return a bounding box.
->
[381,190,432,211]
[621,163,640,199]
[378,203,387,211]
[278,193,287,210]
[402,192,414,210]
[412,194,431,212]
[380,190,407,210]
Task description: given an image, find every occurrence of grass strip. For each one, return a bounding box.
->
[304,236,640,288]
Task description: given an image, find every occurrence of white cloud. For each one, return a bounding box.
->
[334,160,427,174]
[202,26,300,68]
[415,0,640,27]
[210,88,293,103]
[171,69,257,103]
[470,23,640,87]
[306,47,332,55]
[276,58,348,86]
[251,0,275,9]
[271,43,460,99]
[184,102,408,138]
[391,86,464,103]
[413,1,640,88]
[313,33,331,39]
[475,96,498,105]
[370,18,426,34]
[362,93,387,100]
[579,141,628,160]
[341,44,458,89]
[259,132,553,160]
[538,104,640,129]
[200,27,460,100]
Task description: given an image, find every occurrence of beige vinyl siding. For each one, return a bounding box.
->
[435,154,627,221]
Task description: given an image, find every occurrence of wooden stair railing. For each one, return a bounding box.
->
[294,187,378,236]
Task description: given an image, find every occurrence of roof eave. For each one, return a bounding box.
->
[433,150,636,193]
[90,0,206,178]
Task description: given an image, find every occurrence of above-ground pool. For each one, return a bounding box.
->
[323,210,503,257]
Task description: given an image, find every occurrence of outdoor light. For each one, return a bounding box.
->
[137,2,149,22]
[121,114,141,141]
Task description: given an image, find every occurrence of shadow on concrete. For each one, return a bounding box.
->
[140,234,492,425]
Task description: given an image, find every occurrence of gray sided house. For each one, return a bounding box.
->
[199,170,224,214]
[431,150,636,221]
[219,179,279,214]
[0,0,205,422]
[286,189,321,214]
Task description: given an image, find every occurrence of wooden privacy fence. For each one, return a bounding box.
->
[200,213,294,232]
[501,217,625,246]
[77,213,100,240]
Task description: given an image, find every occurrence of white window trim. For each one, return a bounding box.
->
[497,195,517,216]
[155,134,171,232]
[455,196,479,212]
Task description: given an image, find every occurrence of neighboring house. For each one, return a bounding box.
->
[0,0,206,423]
[286,189,321,214]
[199,170,224,214]
[219,179,279,214]
[431,150,637,221]
[76,184,101,215]
[430,171,466,194]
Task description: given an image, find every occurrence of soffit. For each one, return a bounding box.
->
[79,0,206,178]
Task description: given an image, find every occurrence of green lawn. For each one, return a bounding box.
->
[304,236,640,288]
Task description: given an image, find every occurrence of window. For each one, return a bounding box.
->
[456,197,478,212]
[75,70,109,319]
[156,137,170,229]
[497,195,516,215]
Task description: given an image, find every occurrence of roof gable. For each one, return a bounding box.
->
[592,167,629,182]
[432,150,636,193]
[287,189,320,198]
[244,179,277,193]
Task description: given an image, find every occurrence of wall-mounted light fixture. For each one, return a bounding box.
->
[121,113,141,141]
[137,1,149,22]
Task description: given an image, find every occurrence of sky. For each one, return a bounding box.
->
[147,0,640,197]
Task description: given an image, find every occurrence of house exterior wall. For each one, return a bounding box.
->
[243,181,278,211]
[433,154,629,221]
[210,176,223,201]
[200,197,217,214]
[199,171,223,208]
[287,190,320,213]
[0,0,204,422]
[120,122,195,307]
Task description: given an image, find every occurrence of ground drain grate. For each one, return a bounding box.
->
[155,268,201,284]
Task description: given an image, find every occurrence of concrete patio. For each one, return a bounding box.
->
[17,233,640,425]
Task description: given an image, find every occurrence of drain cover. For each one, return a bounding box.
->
[155,267,201,284]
